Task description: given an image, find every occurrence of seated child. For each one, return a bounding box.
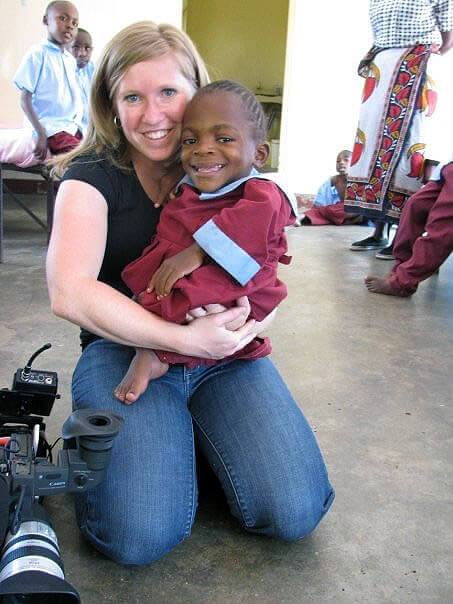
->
[115,80,297,404]
[71,27,94,134]
[14,1,84,160]
[301,150,365,225]
[365,161,453,297]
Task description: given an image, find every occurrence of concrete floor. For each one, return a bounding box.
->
[0,194,452,603]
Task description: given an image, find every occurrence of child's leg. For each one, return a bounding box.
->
[114,348,169,404]
[390,166,453,289]
[392,178,443,269]
[365,167,453,296]
[364,173,451,297]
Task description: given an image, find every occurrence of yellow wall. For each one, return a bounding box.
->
[0,0,182,126]
[186,0,288,94]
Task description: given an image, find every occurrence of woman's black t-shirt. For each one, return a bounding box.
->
[62,153,161,347]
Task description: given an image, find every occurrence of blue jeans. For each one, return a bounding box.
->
[72,339,334,564]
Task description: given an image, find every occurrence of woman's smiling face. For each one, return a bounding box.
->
[114,53,196,166]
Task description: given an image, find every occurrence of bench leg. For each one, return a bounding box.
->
[46,177,56,241]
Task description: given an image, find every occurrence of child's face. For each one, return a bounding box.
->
[72,31,93,68]
[181,91,269,193]
[336,152,351,175]
[44,2,79,47]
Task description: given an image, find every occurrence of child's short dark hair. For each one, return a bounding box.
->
[45,1,75,17]
[197,80,267,143]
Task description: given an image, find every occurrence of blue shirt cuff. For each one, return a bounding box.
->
[194,219,261,286]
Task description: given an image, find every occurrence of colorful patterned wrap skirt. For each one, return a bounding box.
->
[344,44,438,224]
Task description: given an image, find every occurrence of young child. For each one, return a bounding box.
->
[71,27,94,134]
[115,80,297,404]
[14,1,83,161]
[365,161,453,297]
[314,150,352,207]
[301,150,365,225]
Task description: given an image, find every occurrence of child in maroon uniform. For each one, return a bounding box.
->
[365,161,453,297]
[114,80,297,403]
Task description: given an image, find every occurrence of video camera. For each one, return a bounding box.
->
[0,344,123,603]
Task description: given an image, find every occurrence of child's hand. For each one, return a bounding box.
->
[148,243,204,298]
[153,187,177,208]
[153,185,178,208]
[33,134,48,162]
[152,174,183,208]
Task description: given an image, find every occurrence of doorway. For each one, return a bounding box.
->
[183,0,289,170]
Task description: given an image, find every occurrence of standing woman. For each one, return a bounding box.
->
[46,22,334,565]
[345,0,453,259]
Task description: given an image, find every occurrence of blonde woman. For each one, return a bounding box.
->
[47,22,334,564]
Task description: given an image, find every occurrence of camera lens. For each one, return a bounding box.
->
[0,521,79,602]
[0,521,62,582]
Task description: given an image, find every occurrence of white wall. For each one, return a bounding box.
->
[0,0,182,125]
[280,0,452,194]
[1,0,450,174]
[279,0,371,194]
[424,52,453,162]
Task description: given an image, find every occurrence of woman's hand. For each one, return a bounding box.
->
[186,297,276,333]
[182,296,278,359]
[184,304,256,359]
[185,296,251,330]
[186,296,277,334]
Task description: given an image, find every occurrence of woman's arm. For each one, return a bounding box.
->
[439,30,453,55]
[46,180,257,359]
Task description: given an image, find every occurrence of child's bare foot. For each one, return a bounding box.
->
[364,275,411,297]
[114,349,169,404]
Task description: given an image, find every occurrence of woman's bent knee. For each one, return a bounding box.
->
[77,500,192,565]
[245,486,335,542]
[91,530,190,565]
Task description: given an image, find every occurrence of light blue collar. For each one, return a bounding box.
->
[43,39,66,53]
[176,168,297,218]
[179,168,261,199]
[178,168,298,216]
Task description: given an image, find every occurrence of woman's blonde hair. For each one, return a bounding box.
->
[51,21,210,176]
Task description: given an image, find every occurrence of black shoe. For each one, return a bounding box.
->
[350,236,388,251]
[375,244,394,260]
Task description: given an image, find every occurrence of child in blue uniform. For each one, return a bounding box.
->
[14,1,83,160]
[71,28,94,134]
[301,150,366,225]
